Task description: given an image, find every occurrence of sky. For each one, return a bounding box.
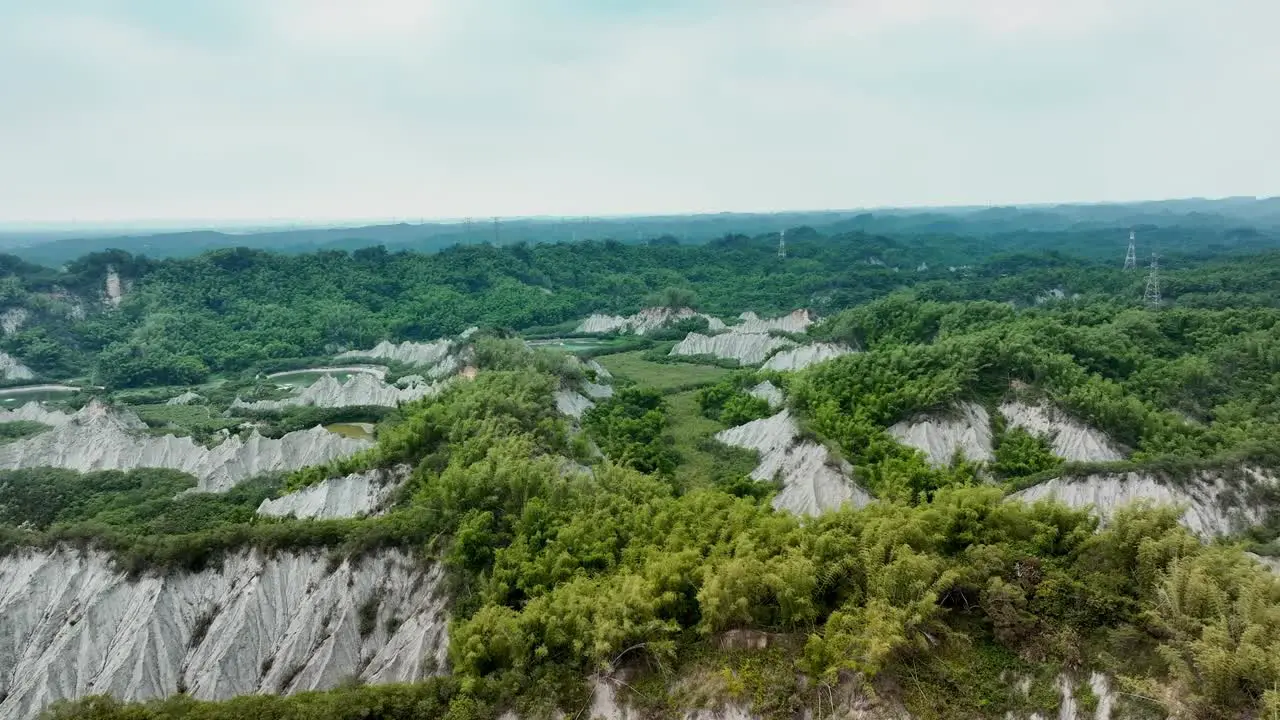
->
[1,0,1278,224]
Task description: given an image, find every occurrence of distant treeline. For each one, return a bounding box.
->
[4,196,1280,265]
[0,217,1279,387]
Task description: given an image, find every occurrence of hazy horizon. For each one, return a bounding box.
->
[3,1,1278,223]
[4,195,1279,234]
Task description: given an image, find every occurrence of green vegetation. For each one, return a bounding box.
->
[696,371,775,426]
[13,222,1280,718]
[0,420,50,444]
[664,389,761,496]
[0,468,283,564]
[1,219,1279,389]
[583,387,680,475]
[792,291,1280,503]
[595,351,730,393]
[993,427,1063,480]
[131,404,241,443]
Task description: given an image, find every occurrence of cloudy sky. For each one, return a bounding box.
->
[1,0,1277,224]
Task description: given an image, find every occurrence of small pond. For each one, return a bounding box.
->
[325,422,375,440]
[527,337,613,353]
[0,385,80,404]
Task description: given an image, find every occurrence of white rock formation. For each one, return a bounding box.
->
[1089,672,1114,720]
[888,402,994,466]
[716,410,871,515]
[748,381,784,409]
[670,333,794,366]
[257,466,410,520]
[233,374,442,412]
[44,288,85,321]
[560,357,613,404]
[1248,552,1280,574]
[104,266,125,307]
[1011,467,1277,538]
[999,401,1124,462]
[575,314,635,334]
[761,343,855,372]
[422,353,461,380]
[165,391,204,406]
[0,308,27,336]
[337,339,452,368]
[0,402,71,427]
[731,310,813,334]
[0,352,34,381]
[575,307,726,335]
[0,400,372,493]
[589,678,757,720]
[555,390,595,419]
[586,359,612,381]
[0,548,448,720]
[267,366,387,382]
[1035,288,1067,305]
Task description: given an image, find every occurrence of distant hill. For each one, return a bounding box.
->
[5,197,1279,266]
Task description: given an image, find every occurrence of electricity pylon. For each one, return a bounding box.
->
[1143,252,1161,306]
[1124,230,1137,270]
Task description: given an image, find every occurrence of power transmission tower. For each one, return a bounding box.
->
[1143,252,1161,306]
[1124,230,1137,270]
[777,229,787,259]
[492,217,500,244]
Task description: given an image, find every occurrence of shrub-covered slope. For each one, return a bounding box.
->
[6,233,1280,718]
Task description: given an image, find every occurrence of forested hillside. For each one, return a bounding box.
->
[5,197,1279,266]
[3,219,1280,390]
[5,220,1280,719]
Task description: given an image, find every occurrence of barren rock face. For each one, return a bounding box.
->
[555,358,612,417]
[233,373,443,412]
[0,401,70,426]
[555,390,595,419]
[669,332,794,366]
[0,400,372,493]
[887,402,994,466]
[0,548,448,720]
[716,410,871,515]
[337,339,452,368]
[256,465,411,520]
[0,308,28,336]
[999,401,1124,462]
[575,307,726,335]
[1011,467,1276,538]
[0,352,34,381]
[760,343,854,372]
[165,391,204,406]
[748,381,784,409]
[731,309,812,335]
[104,266,125,307]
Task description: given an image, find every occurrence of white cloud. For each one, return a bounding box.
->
[259,0,462,56]
[0,0,1276,222]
